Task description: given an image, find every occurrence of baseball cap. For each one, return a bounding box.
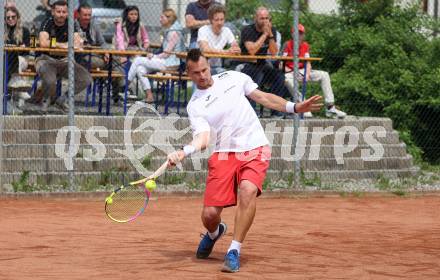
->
[291,24,305,34]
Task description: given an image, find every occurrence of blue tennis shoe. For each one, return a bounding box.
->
[196,222,227,259]
[221,249,240,273]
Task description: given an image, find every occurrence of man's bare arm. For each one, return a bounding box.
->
[185,14,210,29]
[248,89,323,113]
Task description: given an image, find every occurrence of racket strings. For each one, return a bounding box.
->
[105,185,149,222]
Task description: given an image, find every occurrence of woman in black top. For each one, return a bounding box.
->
[4,6,30,80]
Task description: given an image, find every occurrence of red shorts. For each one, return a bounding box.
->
[204,145,271,207]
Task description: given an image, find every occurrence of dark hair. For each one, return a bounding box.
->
[122,5,140,24]
[207,4,226,20]
[186,48,206,65]
[78,2,92,13]
[51,0,67,8]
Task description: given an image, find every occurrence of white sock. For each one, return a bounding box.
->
[227,240,242,255]
[207,226,219,240]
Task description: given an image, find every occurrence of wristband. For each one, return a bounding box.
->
[183,145,196,156]
[268,36,275,40]
[286,101,297,113]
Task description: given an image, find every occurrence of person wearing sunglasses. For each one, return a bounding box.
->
[4,6,30,81]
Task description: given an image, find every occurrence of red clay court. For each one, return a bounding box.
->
[1,195,440,279]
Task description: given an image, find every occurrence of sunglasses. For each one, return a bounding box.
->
[6,15,17,20]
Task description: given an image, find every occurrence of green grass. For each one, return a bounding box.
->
[300,169,322,188]
[11,171,32,192]
[375,174,392,191]
[375,174,411,196]
[162,174,185,185]
[187,180,204,190]
[141,155,152,169]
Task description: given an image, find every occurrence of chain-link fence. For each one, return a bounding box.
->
[1,0,439,193]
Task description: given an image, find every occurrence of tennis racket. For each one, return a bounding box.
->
[104,161,169,223]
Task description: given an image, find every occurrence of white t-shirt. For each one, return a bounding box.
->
[187,71,269,152]
[197,25,236,67]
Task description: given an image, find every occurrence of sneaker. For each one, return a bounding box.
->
[119,91,139,100]
[196,222,227,259]
[326,106,347,119]
[17,91,31,100]
[221,249,240,273]
[303,111,313,118]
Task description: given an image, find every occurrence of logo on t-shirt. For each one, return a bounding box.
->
[224,85,236,94]
[205,95,218,108]
[217,72,229,79]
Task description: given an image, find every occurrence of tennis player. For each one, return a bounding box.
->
[167,49,322,273]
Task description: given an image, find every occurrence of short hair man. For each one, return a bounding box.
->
[35,0,92,111]
[166,49,322,273]
[239,7,290,117]
[185,0,218,48]
[197,4,240,74]
[76,2,109,69]
[284,24,346,118]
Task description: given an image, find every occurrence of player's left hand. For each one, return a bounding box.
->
[295,95,323,113]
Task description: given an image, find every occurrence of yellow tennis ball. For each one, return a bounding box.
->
[106,197,113,204]
[144,180,157,191]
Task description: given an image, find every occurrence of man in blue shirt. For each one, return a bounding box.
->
[185,0,218,48]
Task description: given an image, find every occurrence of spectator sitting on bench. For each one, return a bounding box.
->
[127,8,185,104]
[4,6,30,81]
[239,6,289,118]
[4,6,31,109]
[284,24,346,119]
[34,0,92,111]
[75,2,109,69]
[113,5,149,103]
[197,4,240,74]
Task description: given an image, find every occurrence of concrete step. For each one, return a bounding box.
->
[1,129,402,146]
[0,168,420,187]
[1,156,414,173]
[3,115,394,131]
[1,143,409,159]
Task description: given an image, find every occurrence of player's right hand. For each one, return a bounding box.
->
[167,150,185,167]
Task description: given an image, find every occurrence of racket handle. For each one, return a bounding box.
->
[152,160,169,179]
[130,160,169,185]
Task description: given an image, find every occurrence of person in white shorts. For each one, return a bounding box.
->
[197,4,241,74]
[166,49,323,273]
[284,24,346,119]
[127,8,185,104]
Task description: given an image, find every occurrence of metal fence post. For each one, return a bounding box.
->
[68,0,76,191]
[291,0,301,189]
[0,0,4,191]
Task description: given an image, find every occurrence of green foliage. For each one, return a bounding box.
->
[188,180,204,190]
[12,171,32,192]
[225,0,262,23]
[294,1,440,164]
[375,174,392,190]
[262,178,271,190]
[338,0,395,26]
[300,169,322,187]
[162,174,185,185]
[141,155,152,169]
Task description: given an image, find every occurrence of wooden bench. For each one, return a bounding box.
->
[15,69,191,115]
[18,70,126,114]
